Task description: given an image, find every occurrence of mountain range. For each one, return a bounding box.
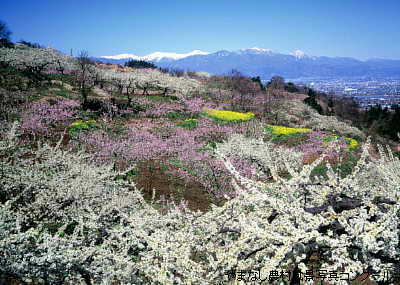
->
[92,48,400,80]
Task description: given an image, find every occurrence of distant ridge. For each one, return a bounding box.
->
[93,48,400,80]
[97,50,209,62]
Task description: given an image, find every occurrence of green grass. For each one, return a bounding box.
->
[177,118,198,130]
[51,86,74,98]
[37,84,75,100]
[46,73,75,86]
[164,111,193,119]
[26,93,42,102]
[310,152,359,180]
[68,120,98,136]
[165,157,197,176]
[106,123,129,137]
[265,130,310,146]
[114,166,140,181]
[159,162,170,171]
[146,95,178,101]
[167,157,184,169]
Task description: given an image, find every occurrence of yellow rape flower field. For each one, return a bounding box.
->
[203,107,255,122]
[266,124,312,135]
[70,120,96,127]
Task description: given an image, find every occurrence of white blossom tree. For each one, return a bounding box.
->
[0,122,399,284]
[0,44,77,87]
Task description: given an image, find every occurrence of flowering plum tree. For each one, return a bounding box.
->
[1,123,398,284]
[0,45,77,87]
[97,67,201,97]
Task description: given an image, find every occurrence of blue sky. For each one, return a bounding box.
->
[2,0,400,60]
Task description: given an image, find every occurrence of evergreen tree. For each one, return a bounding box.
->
[387,104,400,141]
[124,59,157,69]
[285,82,299,93]
[251,76,265,91]
[0,20,14,48]
[303,88,323,114]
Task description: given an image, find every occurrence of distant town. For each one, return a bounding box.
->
[288,77,400,109]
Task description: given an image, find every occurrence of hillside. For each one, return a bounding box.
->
[0,45,399,285]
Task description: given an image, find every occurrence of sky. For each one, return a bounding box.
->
[2,0,400,60]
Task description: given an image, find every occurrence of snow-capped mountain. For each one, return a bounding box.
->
[290,49,306,59]
[289,50,317,60]
[141,50,209,62]
[97,50,209,63]
[237,47,275,55]
[100,53,140,60]
[94,48,400,80]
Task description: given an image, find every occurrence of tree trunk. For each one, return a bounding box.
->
[142,87,149,95]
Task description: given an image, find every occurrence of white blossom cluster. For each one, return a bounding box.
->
[302,114,366,141]
[215,134,399,284]
[0,45,77,72]
[215,133,304,181]
[0,46,202,97]
[1,123,399,285]
[96,68,202,97]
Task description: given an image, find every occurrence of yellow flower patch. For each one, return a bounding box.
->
[266,125,312,135]
[70,120,96,127]
[70,120,84,127]
[203,107,254,122]
[69,120,97,136]
[345,137,359,149]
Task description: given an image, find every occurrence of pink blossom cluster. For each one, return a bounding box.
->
[140,102,187,117]
[137,68,155,73]
[45,69,76,75]
[79,127,171,166]
[297,131,349,162]
[192,116,249,143]
[132,96,152,106]
[180,97,223,114]
[78,115,255,197]
[162,119,261,197]
[20,98,80,137]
